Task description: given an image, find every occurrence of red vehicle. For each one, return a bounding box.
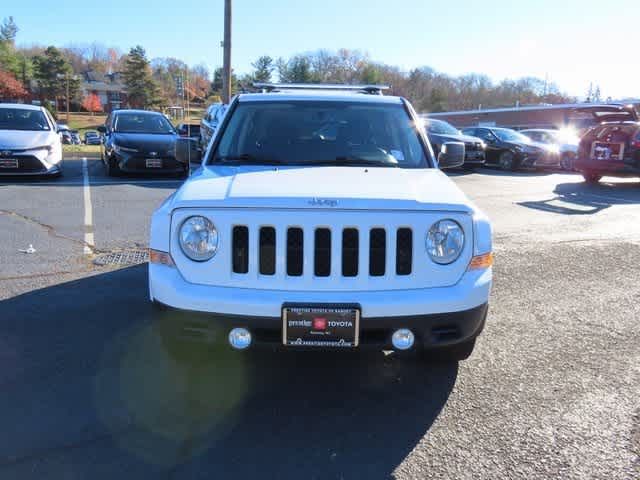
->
[574,105,640,183]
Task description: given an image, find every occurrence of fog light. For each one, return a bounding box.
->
[392,329,415,351]
[228,328,252,350]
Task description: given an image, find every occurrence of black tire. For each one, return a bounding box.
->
[424,338,477,362]
[105,155,121,177]
[583,172,602,184]
[560,152,574,171]
[499,151,516,171]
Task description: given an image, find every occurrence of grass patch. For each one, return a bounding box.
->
[63,144,101,155]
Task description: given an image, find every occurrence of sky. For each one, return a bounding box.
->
[6,0,640,99]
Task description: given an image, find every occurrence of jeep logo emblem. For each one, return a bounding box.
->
[308,198,338,207]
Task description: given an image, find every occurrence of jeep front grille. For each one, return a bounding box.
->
[231,226,413,278]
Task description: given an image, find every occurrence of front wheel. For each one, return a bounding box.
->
[560,152,574,171]
[499,151,516,171]
[582,172,602,184]
[105,156,121,177]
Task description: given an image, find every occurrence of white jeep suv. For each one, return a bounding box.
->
[149,84,493,360]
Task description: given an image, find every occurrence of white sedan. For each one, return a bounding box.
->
[0,103,64,176]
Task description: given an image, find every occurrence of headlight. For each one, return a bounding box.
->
[547,145,560,154]
[426,219,464,265]
[113,144,138,153]
[513,145,524,152]
[179,216,219,261]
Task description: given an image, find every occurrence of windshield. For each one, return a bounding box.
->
[113,113,175,134]
[426,119,460,135]
[212,100,428,168]
[0,108,51,131]
[493,128,530,143]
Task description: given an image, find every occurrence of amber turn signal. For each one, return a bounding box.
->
[149,249,175,267]
[468,252,493,271]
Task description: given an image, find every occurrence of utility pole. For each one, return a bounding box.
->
[222,0,232,104]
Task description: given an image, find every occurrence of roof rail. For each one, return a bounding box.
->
[252,83,391,95]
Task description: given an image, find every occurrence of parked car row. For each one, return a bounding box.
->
[424,104,640,184]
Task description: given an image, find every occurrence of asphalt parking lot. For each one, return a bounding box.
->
[0,155,639,479]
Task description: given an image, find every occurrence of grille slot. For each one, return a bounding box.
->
[396,228,413,275]
[369,228,386,276]
[232,226,249,274]
[314,228,331,277]
[342,228,359,277]
[287,228,304,276]
[259,227,276,275]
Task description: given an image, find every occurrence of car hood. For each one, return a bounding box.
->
[430,133,484,144]
[169,165,475,212]
[0,130,57,150]
[112,132,176,151]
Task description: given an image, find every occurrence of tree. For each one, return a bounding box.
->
[0,69,27,100]
[33,46,79,104]
[251,56,274,83]
[82,92,103,116]
[277,56,317,83]
[122,46,160,108]
[211,67,237,96]
[0,17,18,44]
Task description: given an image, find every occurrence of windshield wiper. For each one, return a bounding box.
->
[215,154,288,165]
[306,157,399,167]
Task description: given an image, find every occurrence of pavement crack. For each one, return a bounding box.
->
[0,209,99,254]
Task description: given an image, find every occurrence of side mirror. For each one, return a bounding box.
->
[176,137,202,165]
[438,142,465,169]
[97,125,107,134]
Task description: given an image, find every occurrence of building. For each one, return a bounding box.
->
[428,101,640,133]
[81,71,127,113]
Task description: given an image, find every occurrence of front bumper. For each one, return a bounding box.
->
[114,152,187,174]
[149,264,492,348]
[0,155,62,176]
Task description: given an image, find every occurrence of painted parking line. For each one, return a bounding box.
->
[82,157,95,255]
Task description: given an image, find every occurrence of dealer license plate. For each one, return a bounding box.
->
[282,306,360,348]
[146,158,163,168]
[0,159,18,169]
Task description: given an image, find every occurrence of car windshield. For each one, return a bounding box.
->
[212,100,428,168]
[493,128,530,143]
[85,132,98,137]
[426,119,460,135]
[113,113,175,134]
[0,108,50,131]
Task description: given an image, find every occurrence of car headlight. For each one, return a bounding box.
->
[179,216,219,261]
[513,145,524,152]
[426,219,464,265]
[113,144,138,153]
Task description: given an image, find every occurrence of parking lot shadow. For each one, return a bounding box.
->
[518,180,640,215]
[0,265,457,479]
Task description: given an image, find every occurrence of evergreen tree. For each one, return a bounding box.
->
[0,17,18,44]
[210,67,237,96]
[251,56,274,83]
[122,46,160,108]
[33,46,79,103]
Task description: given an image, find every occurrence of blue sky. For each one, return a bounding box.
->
[7,0,639,99]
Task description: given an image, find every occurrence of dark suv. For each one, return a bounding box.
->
[573,105,640,183]
[424,118,486,168]
[200,103,226,149]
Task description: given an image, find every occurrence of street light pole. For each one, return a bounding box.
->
[65,74,70,124]
[222,0,232,104]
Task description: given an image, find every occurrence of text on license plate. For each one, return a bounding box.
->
[146,159,162,168]
[282,306,360,348]
[0,159,18,168]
